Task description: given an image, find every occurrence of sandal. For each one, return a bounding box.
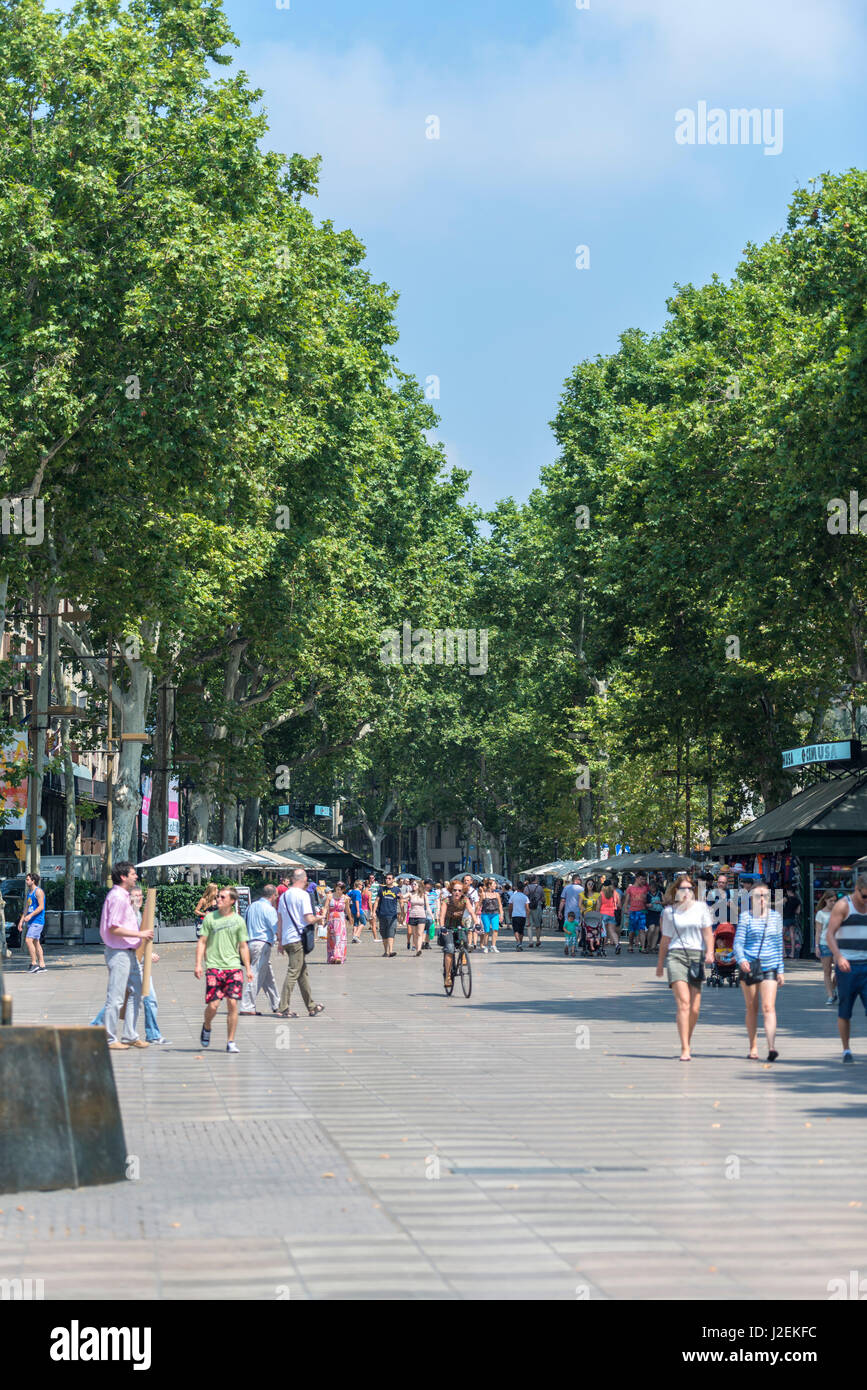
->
[308,1004,325,1016]
[278,1010,299,1019]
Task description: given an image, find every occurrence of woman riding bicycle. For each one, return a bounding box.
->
[439,879,469,987]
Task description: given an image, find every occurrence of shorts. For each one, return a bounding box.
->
[480,913,500,933]
[378,916,397,940]
[528,907,543,928]
[352,908,367,926]
[819,945,831,958]
[836,961,867,1020]
[205,968,243,1002]
[26,922,44,940]
[741,967,780,983]
[511,916,526,937]
[628,911,646,935]
[666,949,704,987]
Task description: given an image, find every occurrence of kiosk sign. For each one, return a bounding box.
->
[782,740,859,769]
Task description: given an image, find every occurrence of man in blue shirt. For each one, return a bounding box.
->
[21,871,46,973]
[376,873,400,958]
[240,884,281,1015]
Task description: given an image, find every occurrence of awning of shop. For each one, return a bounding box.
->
[711,773,867,856]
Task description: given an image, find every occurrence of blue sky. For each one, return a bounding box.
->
[220,3,864,507]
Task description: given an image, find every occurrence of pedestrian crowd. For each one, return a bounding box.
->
[12,853,866,1068]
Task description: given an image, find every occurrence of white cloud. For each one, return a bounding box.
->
[608,0,858,80]
[241,0,863,219]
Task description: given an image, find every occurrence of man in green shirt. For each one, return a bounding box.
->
[194,886,253,1053]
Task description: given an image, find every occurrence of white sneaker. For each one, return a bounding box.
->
[492,943,499,953]
[226,1041,240,1053]
[825,995,836,1005]
[482,945,488,953]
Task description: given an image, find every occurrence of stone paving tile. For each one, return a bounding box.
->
[3,938,867,1297]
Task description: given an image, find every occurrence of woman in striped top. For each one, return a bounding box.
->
[734,881,785,1062]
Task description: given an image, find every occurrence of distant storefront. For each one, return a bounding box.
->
[712,771,867,950]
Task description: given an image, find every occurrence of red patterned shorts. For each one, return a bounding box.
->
[205,968,243,1002]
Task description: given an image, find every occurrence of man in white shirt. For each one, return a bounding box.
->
[510,884,530,951]
[277,869,325,1018]
[558,874,583,929]
[240,884,281,1015]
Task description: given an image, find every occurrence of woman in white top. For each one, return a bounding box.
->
[814,890,837,1004]
[655,876,714,1062]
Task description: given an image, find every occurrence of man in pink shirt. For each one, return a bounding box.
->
[99,860,154,1050]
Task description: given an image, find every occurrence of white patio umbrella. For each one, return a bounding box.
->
[136,843,253,869]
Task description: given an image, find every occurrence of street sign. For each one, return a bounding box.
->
[277,804,290,816]
[314,804,330,817]
[782,740,860,769]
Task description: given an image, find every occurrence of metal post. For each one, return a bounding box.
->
[706,736,714,854]
[29,586,39,875]
[685,736,691,858]
[105,637,113,884]
[0,952,11,1024]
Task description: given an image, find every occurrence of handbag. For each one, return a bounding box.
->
[740,915,768,984]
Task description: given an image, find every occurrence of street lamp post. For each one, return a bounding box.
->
[181,776,195,844]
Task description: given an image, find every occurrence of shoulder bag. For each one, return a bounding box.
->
[739,914,768,985]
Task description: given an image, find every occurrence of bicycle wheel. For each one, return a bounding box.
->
[458,948,472,998]
[443,955,455,996]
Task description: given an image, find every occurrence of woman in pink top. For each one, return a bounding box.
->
[327,882,351,964]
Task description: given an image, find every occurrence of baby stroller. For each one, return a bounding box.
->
[581,911,607,957]
[708,924,739,986]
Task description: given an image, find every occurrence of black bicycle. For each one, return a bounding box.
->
[443,927,472,998]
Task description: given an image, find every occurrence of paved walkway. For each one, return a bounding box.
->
[2,931,866,1299]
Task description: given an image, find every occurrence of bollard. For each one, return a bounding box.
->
[0,1026,127,1193]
